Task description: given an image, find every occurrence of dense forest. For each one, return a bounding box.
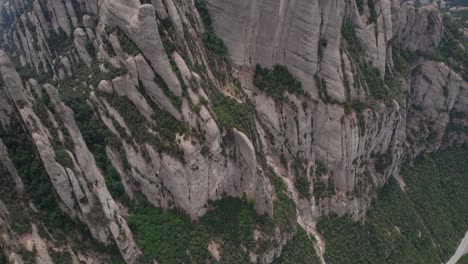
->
[318,147,468,263]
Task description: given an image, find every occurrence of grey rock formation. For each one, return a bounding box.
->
[0,0,466,262]
[397,4,443,54]
[0,138,24,195]
[408,60,468,154]
[206,0,453,226]
[74,28,93,66]
[0,90,13,128]
[134,54,183,120]
[152,0,168,19]
[0,200,24,264]
[100,1,183,97]
[133,4,183,97]
[0,50,143,264]
[49,0,72,36]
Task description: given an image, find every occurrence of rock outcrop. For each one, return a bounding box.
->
[0,50,143,263]
[0,0,466,263]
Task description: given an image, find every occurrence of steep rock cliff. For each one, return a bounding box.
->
[0,0,466,263]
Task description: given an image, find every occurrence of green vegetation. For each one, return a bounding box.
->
[202,32,227,57]
[313,178,335,198]
[451,9,468,23]
[314,161,327,176]
[65,96,126,199]
[274,227,321,264]
[102,36,116,56]
[153,73,182,109]
[445,0,468,8]
[48,28,74,53]
[459,254,468,264]
[0,98,126,263]
[344,99,366,117]
[128,168,306,263]
[342,20,362,57]
[392,46,411,77]
[436,15,468,79]
[254,64,304,102]
[102,91,188,160]
[0,164,32,235]
[315,73,333,103]
[342,19,401,103]
[211,89,256,136]
[0,120,125,260]
[55,66,129,199]
[368,0,377,23]
[129,197,271,263]
[267,168,297,233]
[195,0,212,28]
[111,27,140,56]
[127,201,199,263]
[374,151,392,175]
[54,60,128,89]
[195,0,227,57]
[50,251,72,264]
[51,140,74,168]
[0,120,71,230]
[361,63,399,102]
[318,147,468,263]
[85,41,96,56]
[356,0,364,14]
[292,161,310,198]
[318,37,328,61]
[311,161,335,198]
[138,85,190,147]
[14,62,53,84]
[295,176,310,198]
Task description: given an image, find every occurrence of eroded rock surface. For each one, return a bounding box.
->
[0,0,466,263]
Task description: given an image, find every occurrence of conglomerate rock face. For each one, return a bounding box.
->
[205,0,465,218]
[0,0,466,263]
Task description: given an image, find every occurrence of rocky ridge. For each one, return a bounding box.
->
[0,0,466,263]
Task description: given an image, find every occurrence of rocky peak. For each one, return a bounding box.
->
[0,0,466,263]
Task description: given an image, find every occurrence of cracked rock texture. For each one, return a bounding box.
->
[0,0,466,263]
